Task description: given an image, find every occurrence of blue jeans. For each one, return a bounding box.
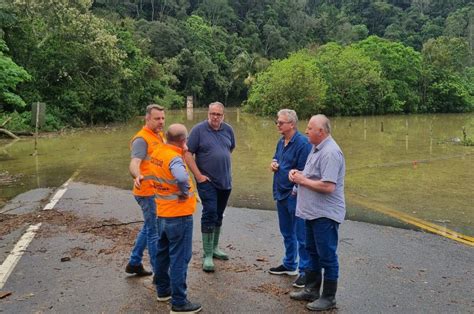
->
[155,215,193,306]
[305,217,340,281]
[276,194,309,273]
[197,181,231,233]
[129,196,158,273]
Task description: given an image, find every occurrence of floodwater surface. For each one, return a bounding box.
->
[1,110,472,237]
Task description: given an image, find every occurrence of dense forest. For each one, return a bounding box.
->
[0,0,472,130]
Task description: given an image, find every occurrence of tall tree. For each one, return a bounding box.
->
[315,42,386,115]
[0,39,31,111]
[421,36,473,112]
[246,49,327,118]
[354,36,422,113]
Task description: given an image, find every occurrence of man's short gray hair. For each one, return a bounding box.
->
[146,104,164,115]
[313,114,331,134]
[277,109,298,125]
[209,101,225,111]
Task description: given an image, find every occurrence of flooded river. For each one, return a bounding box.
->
[1,110,473,237]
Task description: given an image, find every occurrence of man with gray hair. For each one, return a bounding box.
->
[185,102,236,273]
[269,109,311,288]
[289,114,345,311]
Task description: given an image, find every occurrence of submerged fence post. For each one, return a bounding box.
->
[32,102,45,155]
[430,120,433,155]
[405,118,409,151]
[364,118,367,140]
[186,96,193,121]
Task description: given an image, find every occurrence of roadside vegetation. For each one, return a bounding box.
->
[0,0,472,131]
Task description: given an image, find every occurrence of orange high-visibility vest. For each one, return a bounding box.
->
[130,126,164,196]
[150,143,196,218]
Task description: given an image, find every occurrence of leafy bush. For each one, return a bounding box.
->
[0,110,64,132]
[245,50,327,119]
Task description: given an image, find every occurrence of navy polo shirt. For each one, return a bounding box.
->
[272,131,312,201]
[187,120,235,190]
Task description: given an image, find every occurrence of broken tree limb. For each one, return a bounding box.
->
[0,128,20,139]
[14,131,34,136]
[79,220,144,232]
[1,117,12,127]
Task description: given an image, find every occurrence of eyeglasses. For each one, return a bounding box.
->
[209,112,224,117]
[275,120,291,126]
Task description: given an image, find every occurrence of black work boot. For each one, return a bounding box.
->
[125,263,152,276]
[170,300,202,313]
[290,271,322,302]
[306,280,337,311]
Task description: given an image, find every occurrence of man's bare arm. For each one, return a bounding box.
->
[129,158,143,189]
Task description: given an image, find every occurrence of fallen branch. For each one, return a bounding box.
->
[1,117,12,127]
[14,131,34,136]
[0,128,19,139]
[80,220,143,232]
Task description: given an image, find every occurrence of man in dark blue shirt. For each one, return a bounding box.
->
[184,102,235,273]
[269,109,312,288]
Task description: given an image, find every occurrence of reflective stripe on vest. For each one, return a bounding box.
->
[155,191,196,200]
[142,175,178,185]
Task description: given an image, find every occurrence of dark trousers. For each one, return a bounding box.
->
[197,181,231,233]
[305,217,340,281]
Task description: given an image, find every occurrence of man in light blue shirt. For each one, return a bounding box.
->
[289,114,345,312]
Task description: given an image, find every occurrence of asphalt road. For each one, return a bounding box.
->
[0,182,473,313]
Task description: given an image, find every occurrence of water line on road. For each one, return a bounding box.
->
[348,193,474,247]
[43,169,80,210]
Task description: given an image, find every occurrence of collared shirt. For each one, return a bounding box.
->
[272,131,312,201]
[187,120,235,190]
[296,136,346,223]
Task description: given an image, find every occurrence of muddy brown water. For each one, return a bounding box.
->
[1,110,472,236]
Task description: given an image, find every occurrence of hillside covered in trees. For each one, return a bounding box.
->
[0,0,472,129]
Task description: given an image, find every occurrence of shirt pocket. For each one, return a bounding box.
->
[304,159,321,180]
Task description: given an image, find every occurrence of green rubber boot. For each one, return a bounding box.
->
[213,227,229,260]
[202,232,215,272]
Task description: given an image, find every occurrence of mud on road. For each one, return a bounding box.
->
[0,181,473,313]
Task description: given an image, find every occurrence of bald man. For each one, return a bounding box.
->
[288,114,346,311]
[151,124,201,313]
